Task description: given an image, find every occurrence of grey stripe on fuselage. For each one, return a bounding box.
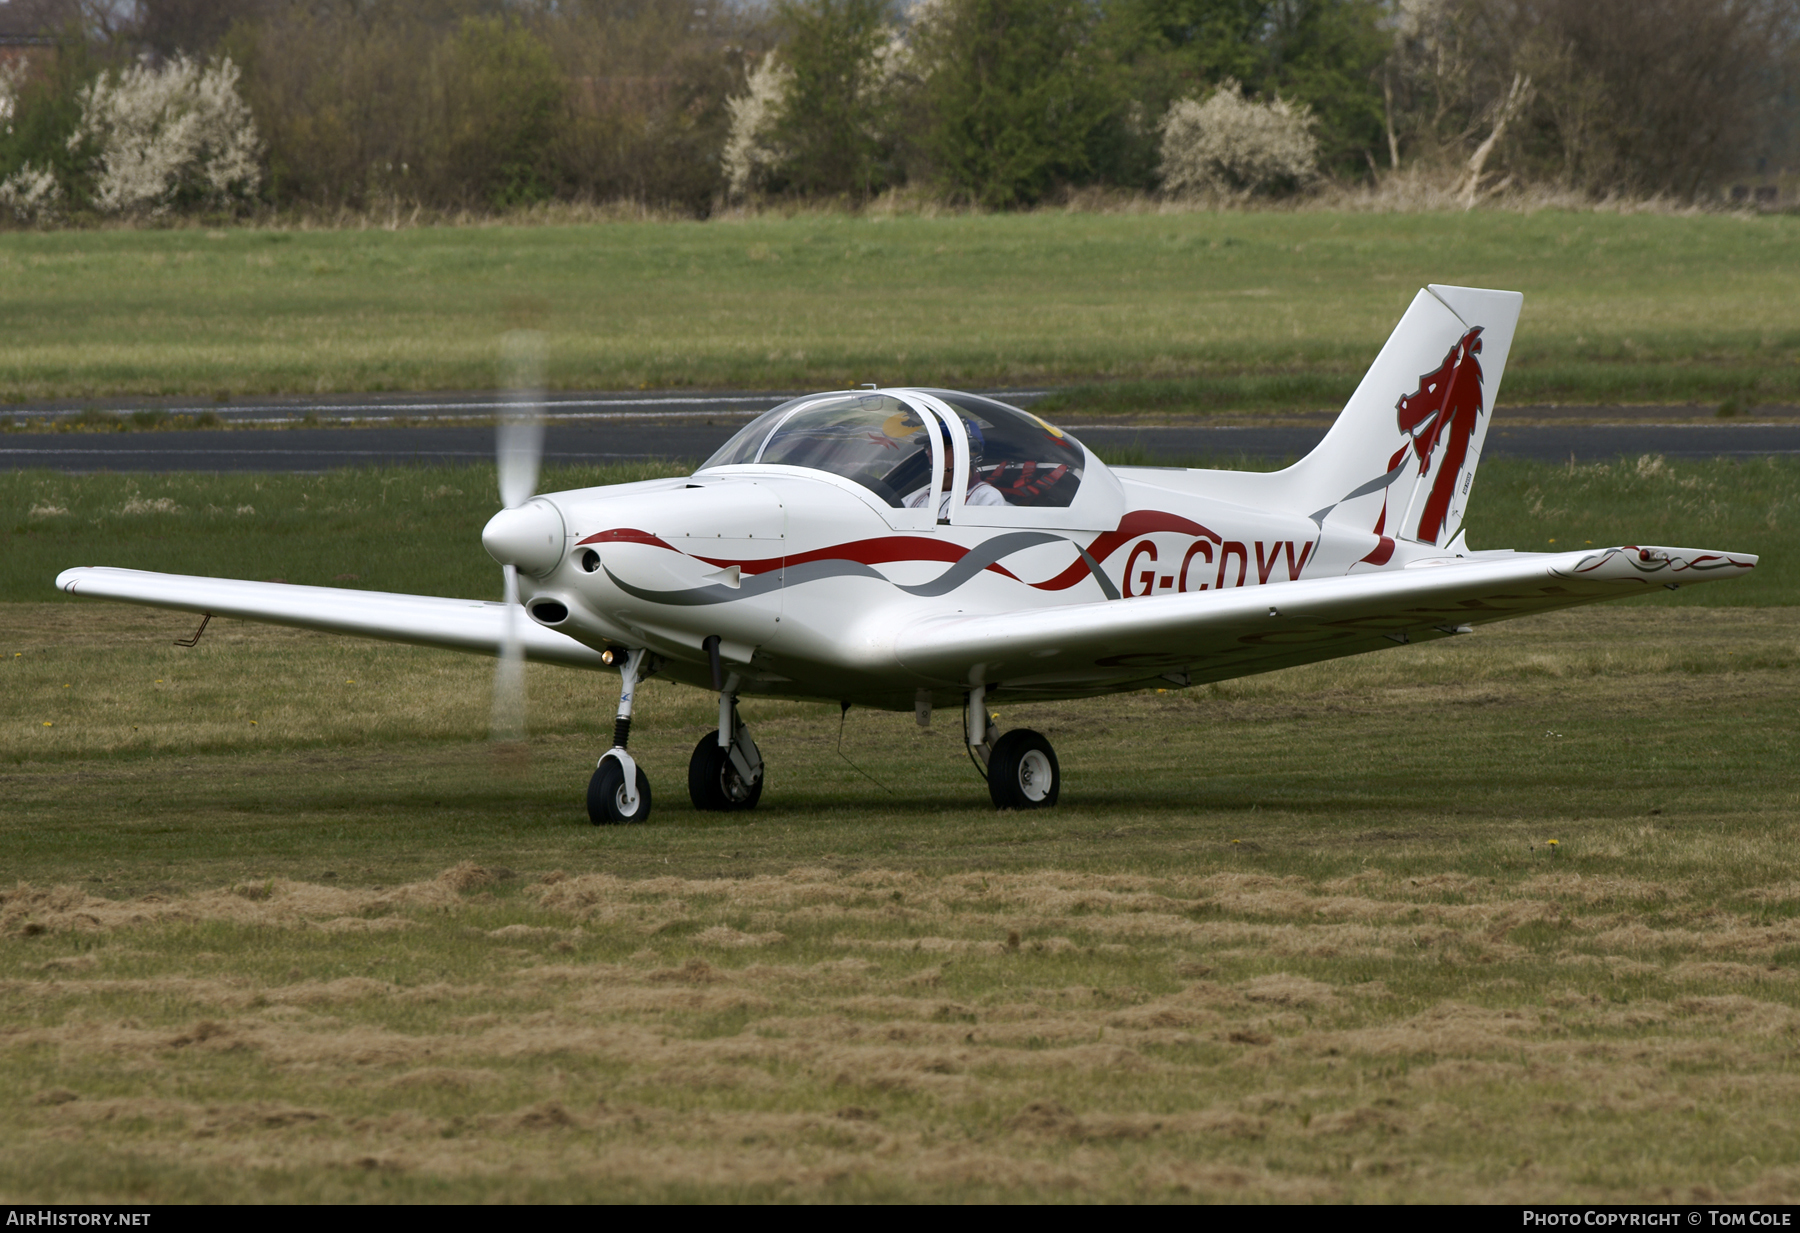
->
[1309,459,1411,526]
[893,532,1065,597]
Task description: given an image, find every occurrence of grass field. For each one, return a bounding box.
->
[4,600,1799,1201]
[1,452,1796,1201]
[2,211,1797,410]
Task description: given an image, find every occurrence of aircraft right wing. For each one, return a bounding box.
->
[54,567,607,669]
[893,544,1758,688]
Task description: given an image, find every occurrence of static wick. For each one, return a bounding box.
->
[836,702,895,795]
[174,612,212,648]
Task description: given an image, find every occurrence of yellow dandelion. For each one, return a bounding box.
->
[42,721,52,727]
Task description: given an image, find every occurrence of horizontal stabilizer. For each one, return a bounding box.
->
[54,567,605,669]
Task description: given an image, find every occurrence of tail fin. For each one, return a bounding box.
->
[1291,285,1522,550]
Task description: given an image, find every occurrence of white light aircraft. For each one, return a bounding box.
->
[57,286,1758,822]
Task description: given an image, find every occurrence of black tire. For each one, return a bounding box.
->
[688,731,764,812]
[588,757,652,825]
[987,729,1060,810]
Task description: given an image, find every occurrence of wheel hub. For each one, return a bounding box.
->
[1017,750,1052,802]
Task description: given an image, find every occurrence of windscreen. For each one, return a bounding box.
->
[699,395,817,470]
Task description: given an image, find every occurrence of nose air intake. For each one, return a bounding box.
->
[483,499,566,576]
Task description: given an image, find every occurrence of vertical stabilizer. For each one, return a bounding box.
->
[1291,285,1523,553]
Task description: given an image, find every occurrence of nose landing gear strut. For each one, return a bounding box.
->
[588,647,657,825]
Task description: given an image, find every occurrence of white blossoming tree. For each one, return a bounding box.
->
[722,54,795,200]
[70,55,262,216]
[0,59,60,221]
[0,160,59,221]
[1159,79,1319,198]
[0,58,21,127]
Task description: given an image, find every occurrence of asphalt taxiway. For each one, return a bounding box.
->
[5,390,1798,471]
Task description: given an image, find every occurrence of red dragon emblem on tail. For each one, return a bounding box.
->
[1395,326,1485,546]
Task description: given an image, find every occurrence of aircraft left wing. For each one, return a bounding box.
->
[893,545,1757,687]
[54,568,607,669]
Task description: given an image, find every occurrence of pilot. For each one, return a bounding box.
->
[906,419,1006,518]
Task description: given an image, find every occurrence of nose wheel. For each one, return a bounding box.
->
[589,755,652,825]
[986,728,1060,810]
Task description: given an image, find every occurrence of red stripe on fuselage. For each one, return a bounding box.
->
[1027,510,1220,592]
[577,528,677,551]
[694,536,971,577]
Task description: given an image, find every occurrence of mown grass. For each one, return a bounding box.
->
[5,454,1794,606]
[1,211,1797,408]
[3,603,1799,1201]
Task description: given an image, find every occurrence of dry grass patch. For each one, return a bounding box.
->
[5,853,1800,1201]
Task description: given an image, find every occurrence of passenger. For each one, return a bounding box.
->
[906,420,1007,518]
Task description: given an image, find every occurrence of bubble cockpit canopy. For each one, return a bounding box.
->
[698,390,1087,511]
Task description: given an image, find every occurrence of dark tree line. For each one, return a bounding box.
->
[1,0,1794,219]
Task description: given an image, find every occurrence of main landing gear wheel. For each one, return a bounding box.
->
[987,729,1060,810]
[688,731,764,812]
[589,758,652,825]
